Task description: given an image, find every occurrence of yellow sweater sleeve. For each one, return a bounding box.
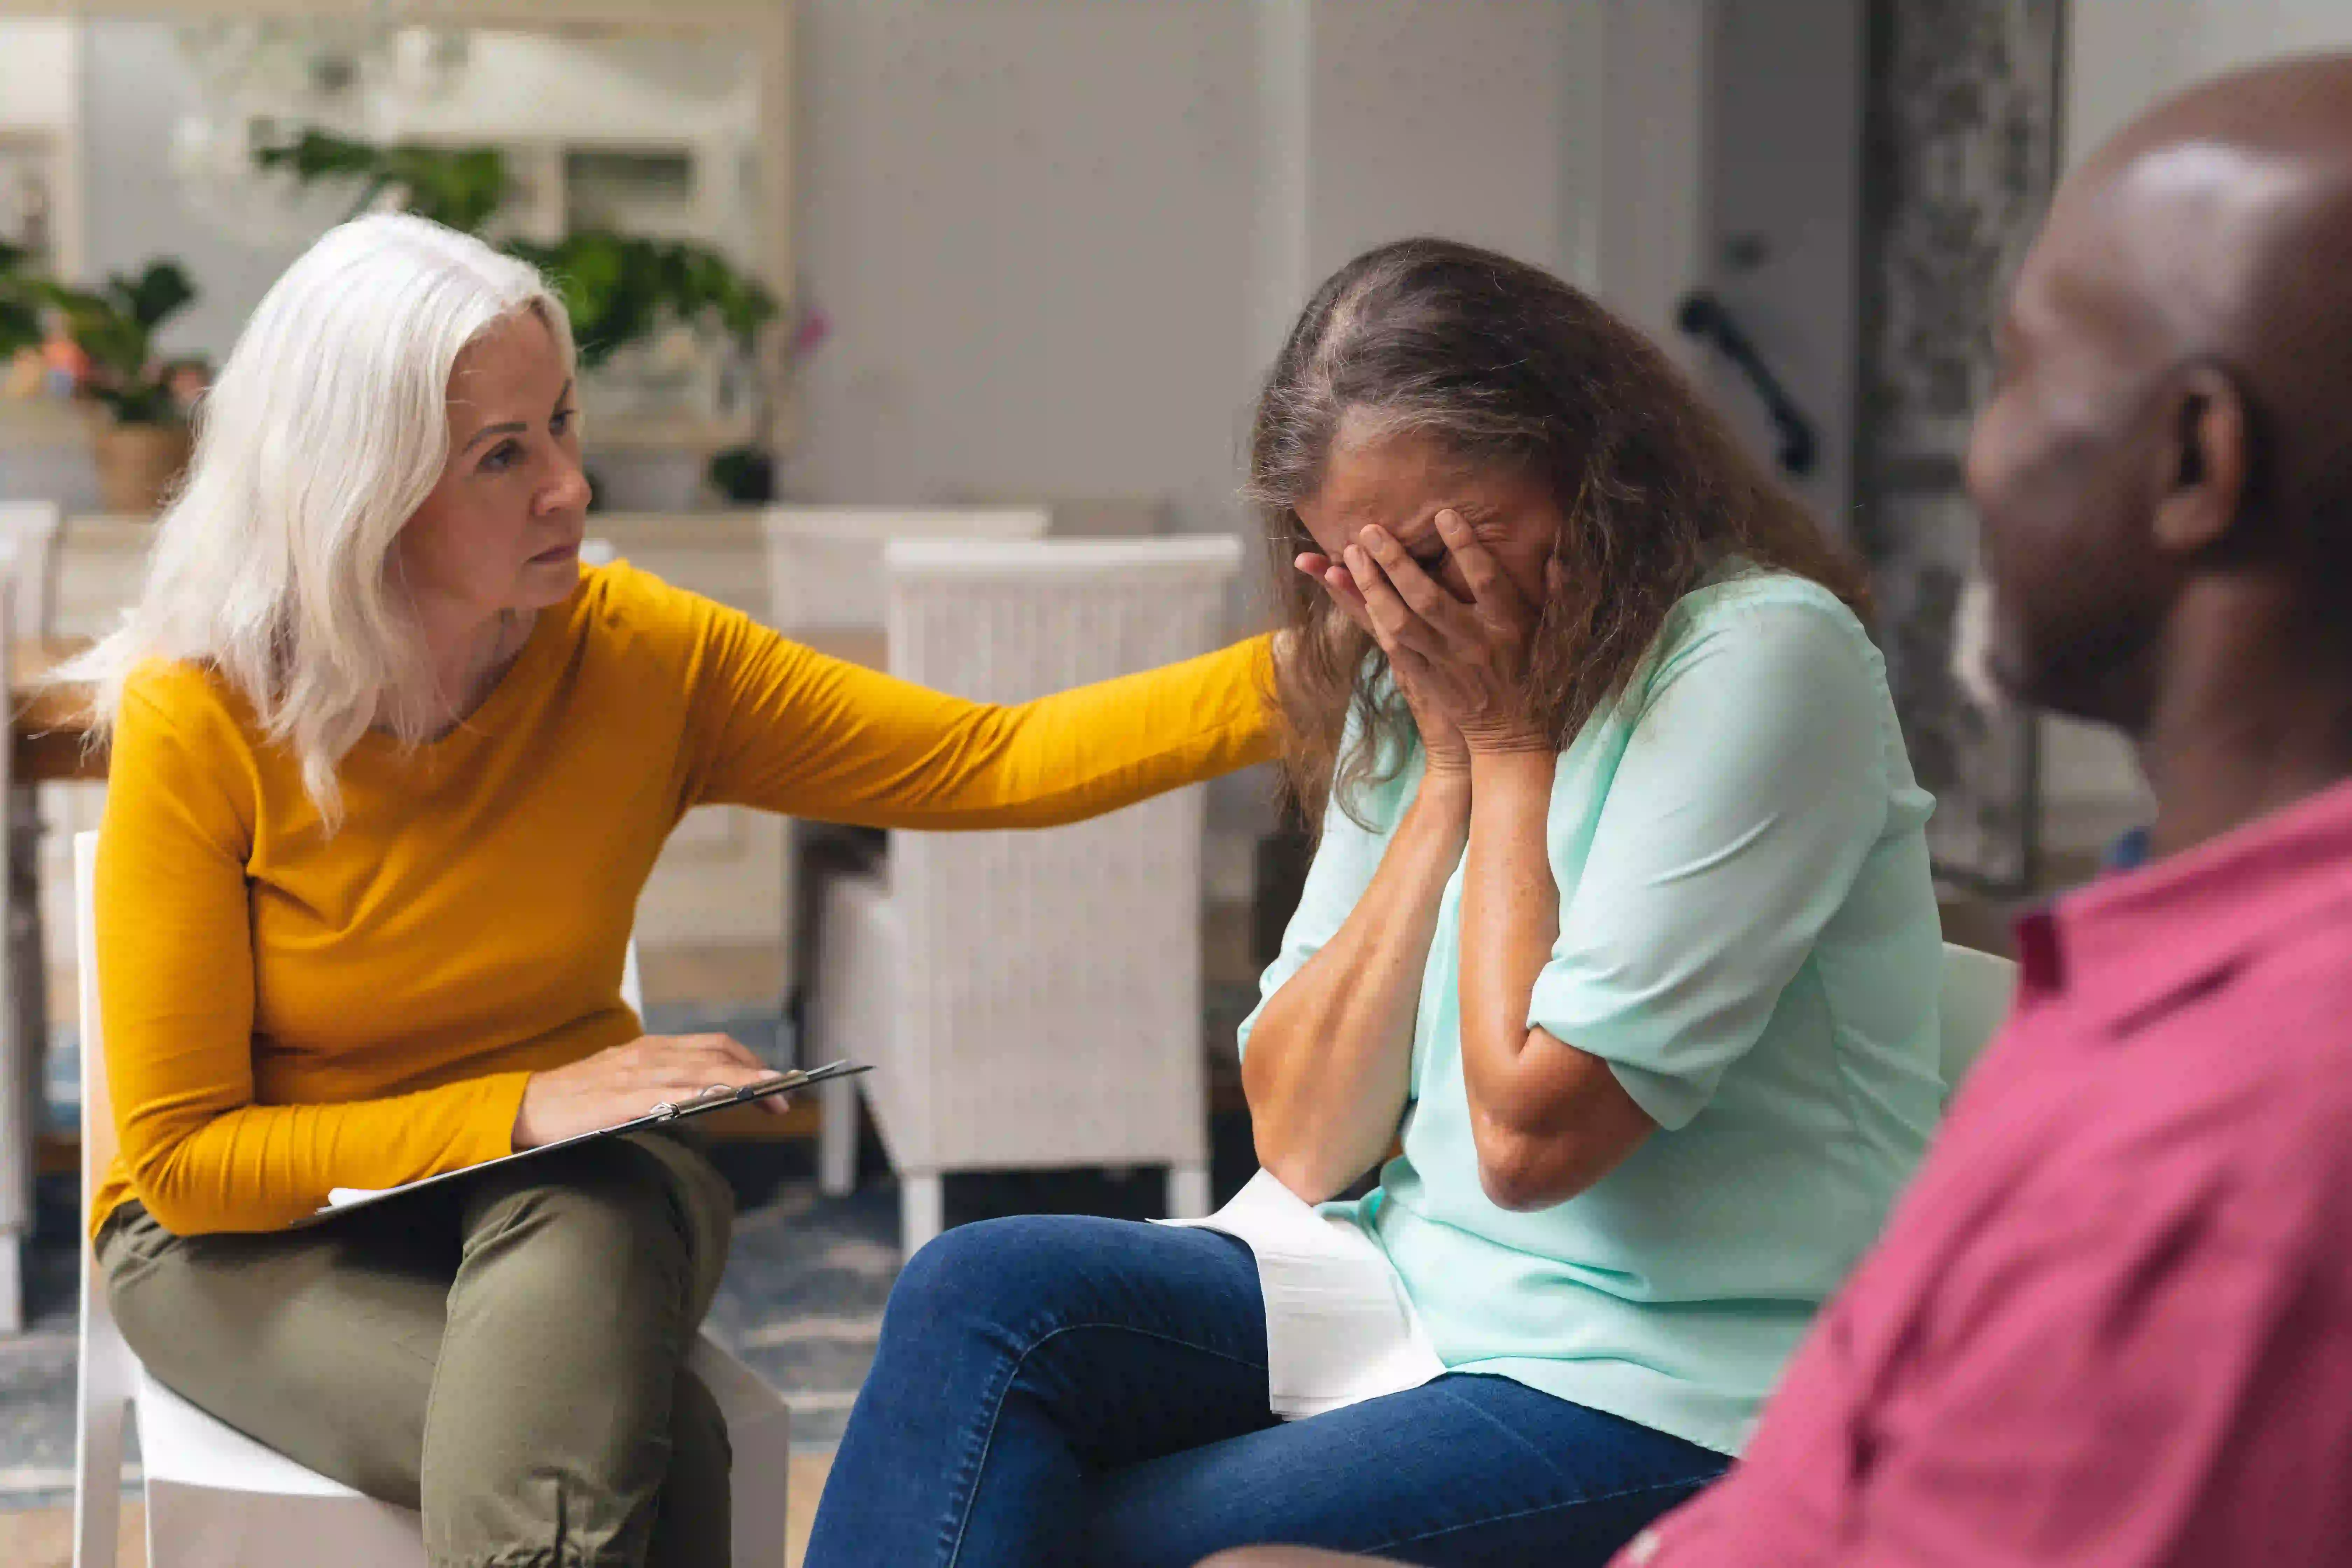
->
[96,674,531,1235]
[680,594,1280,825]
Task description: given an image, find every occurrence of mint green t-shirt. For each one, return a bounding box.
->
[1238,572,1944,1456]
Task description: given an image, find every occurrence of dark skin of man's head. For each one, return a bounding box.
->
[1967,51,2352,858]
[1190,49,2352,1568]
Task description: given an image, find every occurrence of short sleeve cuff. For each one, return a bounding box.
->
[1594,1057,1708,1132]
[1528,967,1715,1131]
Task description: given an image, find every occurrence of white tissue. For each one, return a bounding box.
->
[1160,1169,1445,1419]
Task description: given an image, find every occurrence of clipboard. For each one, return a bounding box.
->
[296,1060,873,1227]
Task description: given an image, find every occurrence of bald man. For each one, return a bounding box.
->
[1204,52,2352,1568]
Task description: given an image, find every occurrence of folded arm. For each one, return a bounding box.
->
[1455,747,1657,1210]
[1241,760,1466,1202]
[1500,601,1892,1206]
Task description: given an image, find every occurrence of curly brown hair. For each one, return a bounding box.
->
[1249,238,1870,828]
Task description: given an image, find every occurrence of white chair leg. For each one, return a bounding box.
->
[818,1073,858,1197]
[73,1387,127,1568]
[688,1335,792,1568]
[0,1229,22,1335]
[1167,1162,1212,1220]
[899,1173,943,1259]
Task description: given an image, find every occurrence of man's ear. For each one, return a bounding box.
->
[2151,362,2249,555]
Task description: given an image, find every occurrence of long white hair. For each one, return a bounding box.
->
[62,212,574,826]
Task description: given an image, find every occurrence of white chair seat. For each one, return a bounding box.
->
[1937,940,2019,1099]
[131,1360,429,1567]
[72,832,792,1568]
[117,1336,788,1568]
[137,1369,373,1498]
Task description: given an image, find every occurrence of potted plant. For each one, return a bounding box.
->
[254,132,796,503]
[502,230,784,500]
[0,240,42,366]
[40,261,205,514]
[252,128,510,233]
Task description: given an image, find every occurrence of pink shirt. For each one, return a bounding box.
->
[1617,778,2352,1567]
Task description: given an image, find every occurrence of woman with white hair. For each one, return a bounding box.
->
[72,212,1276,1567]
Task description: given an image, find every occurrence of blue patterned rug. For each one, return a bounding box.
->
[2,994,1261,1510]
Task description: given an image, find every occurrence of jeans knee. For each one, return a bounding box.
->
[882,1213,1118,1350]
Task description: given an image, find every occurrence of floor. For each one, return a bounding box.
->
[0,1450,839,1568]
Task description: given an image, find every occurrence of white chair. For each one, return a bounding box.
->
[0,546,22,1336]
[70,832,791,1568]
[760,506,1051,636]
[808,537,1242,1255]
[0,500,61,646]
[0,505,69,1335]
[758,507,1054,1084]
[1938,940,2018,1100]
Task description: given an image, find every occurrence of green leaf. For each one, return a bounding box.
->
[0,244,39,360]
[246,127,779,366]
[0,297,40,362]
[92,381,181,425]
[27,260,201,422]
[254,128,382,183]
[509,230,777,365]
[382,145,509,232]
[117,261,197,332]
[254,129,511,233]
[39,281,144,376]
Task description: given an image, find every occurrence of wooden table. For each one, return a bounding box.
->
[13,639,103,783]
[4,641,94,1323]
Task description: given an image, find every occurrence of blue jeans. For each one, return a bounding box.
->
[805,1215,1726,1568]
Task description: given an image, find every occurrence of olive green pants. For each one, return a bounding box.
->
[98,1133,737,1568]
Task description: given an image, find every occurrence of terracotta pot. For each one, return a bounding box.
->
[92,420,194,516]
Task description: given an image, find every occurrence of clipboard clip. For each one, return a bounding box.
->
[650,1082,761,1120]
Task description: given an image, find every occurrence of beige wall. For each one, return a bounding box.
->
[2067,0,2352,162]
[786,0,1666,538]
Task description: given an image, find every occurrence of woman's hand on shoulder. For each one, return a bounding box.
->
[513,1033,790,1149]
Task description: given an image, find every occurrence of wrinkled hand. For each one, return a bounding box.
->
[1298,509,1547,759]
[513,1034,790,1148]
[1297,541,1468,775]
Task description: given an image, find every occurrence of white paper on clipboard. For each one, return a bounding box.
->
[302,1060,871,1226]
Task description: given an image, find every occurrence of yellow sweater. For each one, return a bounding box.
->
[94,562,1275,1236]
